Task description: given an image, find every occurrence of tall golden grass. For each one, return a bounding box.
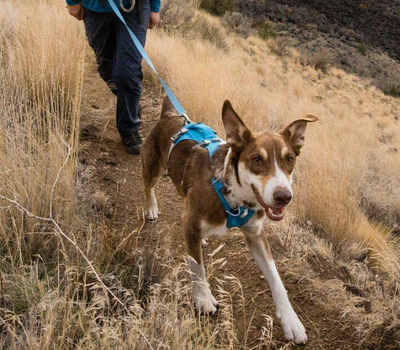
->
[0,0,84,258]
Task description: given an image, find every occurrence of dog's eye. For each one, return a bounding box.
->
[252,156,262,164]
[287,155,294,164]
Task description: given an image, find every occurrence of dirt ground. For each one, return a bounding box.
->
[78,59,387,350]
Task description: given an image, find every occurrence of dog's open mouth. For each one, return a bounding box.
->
[251,185,285,221]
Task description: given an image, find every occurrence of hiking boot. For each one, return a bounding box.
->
[121,132,142,155]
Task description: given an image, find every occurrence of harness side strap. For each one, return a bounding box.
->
[212,178,233,213]
[107,0,187,117]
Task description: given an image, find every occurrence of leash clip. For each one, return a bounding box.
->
[180,113,192,124]
[226,206,241,217]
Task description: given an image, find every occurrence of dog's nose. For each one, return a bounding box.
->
[273,188,292,206]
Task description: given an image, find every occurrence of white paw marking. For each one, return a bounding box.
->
[146,205,159,221]
[201,238,208,246]
[146,189,159,221]
[195,289,219,314]
[276,307,307,344]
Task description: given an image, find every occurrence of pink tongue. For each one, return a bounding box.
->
[272,207,283,215]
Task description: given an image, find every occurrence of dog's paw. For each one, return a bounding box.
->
[201,238,208,246]
[276,307,307,344]
[146,205,159,221]
[195,292,219,315]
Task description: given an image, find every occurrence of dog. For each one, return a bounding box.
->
[141,97,318,344]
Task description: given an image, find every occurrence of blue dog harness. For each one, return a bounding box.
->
[171,123,255,228]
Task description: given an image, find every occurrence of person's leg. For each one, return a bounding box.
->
[112,0,151,142]
[84,9,117,95]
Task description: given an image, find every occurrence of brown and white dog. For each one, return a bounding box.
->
[141,97,318,344]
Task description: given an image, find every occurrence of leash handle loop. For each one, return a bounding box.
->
[107,0,187,117]
[120,0,135,12]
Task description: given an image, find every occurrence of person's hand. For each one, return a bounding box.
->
[67,3,84,21]
[149,12,160,29]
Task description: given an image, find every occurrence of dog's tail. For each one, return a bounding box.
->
[161,96,175,117]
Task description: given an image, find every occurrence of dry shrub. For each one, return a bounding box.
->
[161,0,228,50]
[258,21,277,40]
[375,74,400,97]
[197,15,229,51]
[161,0,200,31]
[200,0,237,15]
[358,43,369,56]
[269,37,293,57]
[222,11,252,38]
[304,48,334,73]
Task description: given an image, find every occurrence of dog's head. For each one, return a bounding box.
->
[222,100,318,221]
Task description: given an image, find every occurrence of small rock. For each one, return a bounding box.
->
[363,299,372,313]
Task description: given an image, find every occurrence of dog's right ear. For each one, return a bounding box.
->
[222,100,252,149]
[280,114,318,155]
[161,96,175,116]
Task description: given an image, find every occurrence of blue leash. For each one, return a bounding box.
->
[107,0,187,117]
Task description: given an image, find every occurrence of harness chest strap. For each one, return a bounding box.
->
[170,123,255,228]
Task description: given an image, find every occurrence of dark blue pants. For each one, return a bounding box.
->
[84,1,150,136]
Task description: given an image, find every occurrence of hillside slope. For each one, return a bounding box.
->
[239,0,400,61]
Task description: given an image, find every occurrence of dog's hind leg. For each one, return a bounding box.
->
[184,218,218,314]
[241,224,307,344]
[141,135,165,221]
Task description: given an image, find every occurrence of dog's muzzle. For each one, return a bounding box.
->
[251,185,286,221]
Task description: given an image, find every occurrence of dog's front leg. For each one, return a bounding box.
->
[184,220,218,314]
[242,226,307,344]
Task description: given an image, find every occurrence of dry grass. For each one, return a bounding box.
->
[0,0,84,259]
[1,0,400,348]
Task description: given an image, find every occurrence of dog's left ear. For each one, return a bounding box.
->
[161,96,175,116]
[222,100,252,149]
[281,114,318,155]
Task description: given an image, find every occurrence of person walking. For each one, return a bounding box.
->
[66,0,161,154]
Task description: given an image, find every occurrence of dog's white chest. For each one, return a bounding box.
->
[200,220,228,239]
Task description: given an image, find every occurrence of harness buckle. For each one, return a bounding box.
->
[197,139,211,149]
[171,128,188,142]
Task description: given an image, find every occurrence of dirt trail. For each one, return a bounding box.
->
[79,60,363,349]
